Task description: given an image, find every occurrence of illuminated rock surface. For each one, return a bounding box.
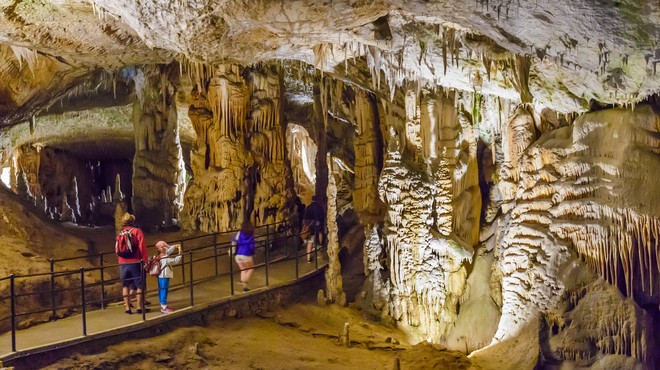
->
[0,1,658,369]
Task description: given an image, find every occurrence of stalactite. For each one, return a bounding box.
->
[493,105,659,365]
[371,87,480,343]
[183,63,293,231]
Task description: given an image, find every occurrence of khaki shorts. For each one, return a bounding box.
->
[234,255,253,264]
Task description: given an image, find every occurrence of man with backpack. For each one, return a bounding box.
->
[116,212,149,314]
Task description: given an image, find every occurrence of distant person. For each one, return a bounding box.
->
[115,212,149,314]
[154,241,182,314]
[232,221,255,292]
[302,195,324,263]
[295,195,306,231]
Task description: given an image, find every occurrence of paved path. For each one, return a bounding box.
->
[0,242,326,360]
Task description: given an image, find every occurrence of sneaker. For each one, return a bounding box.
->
[160,306,174,314]
[242,287,250,292]
[124,309,133,315]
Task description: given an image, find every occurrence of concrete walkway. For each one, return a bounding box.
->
[0,244,326,363]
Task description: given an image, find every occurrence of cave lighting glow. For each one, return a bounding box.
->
[1,167,9,187]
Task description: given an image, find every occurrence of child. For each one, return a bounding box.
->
[154,241,182,313]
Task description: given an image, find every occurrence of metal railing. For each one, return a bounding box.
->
[0,220,326,354]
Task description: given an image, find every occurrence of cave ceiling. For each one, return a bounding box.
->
[0,0,659,128]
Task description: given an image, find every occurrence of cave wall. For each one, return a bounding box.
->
[182,64,294,232]
[308,63,659,368]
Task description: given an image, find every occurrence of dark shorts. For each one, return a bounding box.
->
[119,263,145,290]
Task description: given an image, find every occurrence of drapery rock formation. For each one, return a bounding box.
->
[182,64,293,232]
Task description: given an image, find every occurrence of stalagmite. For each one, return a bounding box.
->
[325,157,343,303]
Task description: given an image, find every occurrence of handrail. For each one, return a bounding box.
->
[8,219,289,278]
[38,219,289,268]
[0,219,328,355]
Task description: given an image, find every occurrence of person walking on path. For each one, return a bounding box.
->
[154,241,182,314]
[301,195,324,263]
[232,221,255,292]
[116,212,149,314]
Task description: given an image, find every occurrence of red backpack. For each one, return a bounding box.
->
[146,255,162,276]
[115,228,137,258]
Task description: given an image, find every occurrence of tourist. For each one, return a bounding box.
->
[232,220,255,292]
[301,195,324,263]
[154,241,182,314]
[116,212,149,314]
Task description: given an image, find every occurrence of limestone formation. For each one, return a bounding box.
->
[0,1,659,369]
[131,65,186,228]
[325,157,343,303]
[372,87,482,341]
[182,64,294,232]
[286,123,316,204]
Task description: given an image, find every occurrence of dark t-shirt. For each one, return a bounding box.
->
[303,201,324,224]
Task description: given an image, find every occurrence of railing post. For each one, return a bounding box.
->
[213,239,219,277]
[315,228,319,270]
[80,268,87,336]
[180,241,186,284]
[10,274,16,352]
[284,223,288,256]
[266,224,270,254]
[295,237,299,279]
[189,250,194,306]
[229,243,234,296]
[265,239,270,287]
[50,258,56,320]
[99,252,105,309]
[140,263,146,321]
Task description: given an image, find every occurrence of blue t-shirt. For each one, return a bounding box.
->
[233,231,255,256]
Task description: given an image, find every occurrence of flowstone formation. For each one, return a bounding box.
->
[182,64,294,232]
[375,88,482,342]
[489,105,660,367]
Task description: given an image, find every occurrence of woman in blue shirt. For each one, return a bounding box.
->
[233,220,255,291]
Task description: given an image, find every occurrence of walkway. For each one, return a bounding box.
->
[0,225,327,364]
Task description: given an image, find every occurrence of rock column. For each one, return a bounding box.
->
[131,65,185,228]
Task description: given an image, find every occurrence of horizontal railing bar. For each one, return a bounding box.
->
[2,220,321,346]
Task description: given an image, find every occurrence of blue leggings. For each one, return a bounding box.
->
[158,277,170,305]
